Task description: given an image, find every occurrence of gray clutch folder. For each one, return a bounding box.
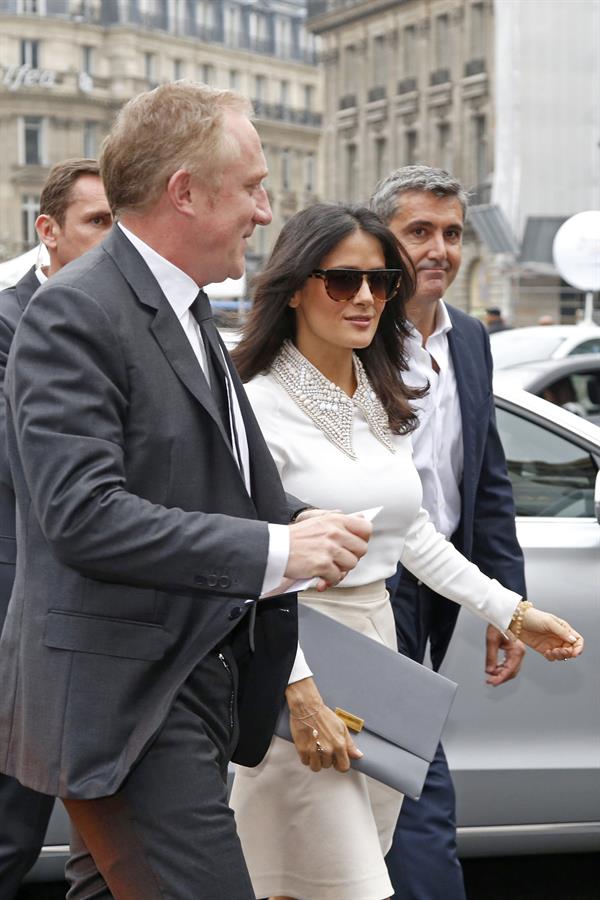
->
[275,603,458,800]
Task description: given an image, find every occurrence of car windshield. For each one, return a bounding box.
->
[490,330,567,369]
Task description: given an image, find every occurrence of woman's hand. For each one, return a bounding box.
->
[285,677,363,773]
[514,607,584,661]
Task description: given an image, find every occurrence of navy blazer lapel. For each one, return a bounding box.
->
[447,308,477,516]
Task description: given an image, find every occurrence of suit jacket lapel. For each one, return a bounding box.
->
[447,309,476,522]
[102,226,238,458]
[16,266,42,311]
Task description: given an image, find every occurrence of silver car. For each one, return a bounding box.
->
[24,387,600,881]
[491,324,600,370]
[444,385,600,857]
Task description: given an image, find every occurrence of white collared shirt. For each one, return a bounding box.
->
[117,223,291,599]
[404,300,464,539]
[35,267,47,285]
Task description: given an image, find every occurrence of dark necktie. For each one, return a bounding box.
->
[189,291,231,441]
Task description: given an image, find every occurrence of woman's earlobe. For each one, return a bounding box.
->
[288,291,300,309]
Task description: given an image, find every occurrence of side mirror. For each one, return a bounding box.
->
[595,469,600,524]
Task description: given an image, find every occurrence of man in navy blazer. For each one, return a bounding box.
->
[370,166,527,900]
[0,83,370,899]
[0,158,112,897]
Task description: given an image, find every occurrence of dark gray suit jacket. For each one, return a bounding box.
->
[0,227,298,799]
[0,266,40,629]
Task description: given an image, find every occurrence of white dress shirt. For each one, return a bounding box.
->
[404,300,464,540]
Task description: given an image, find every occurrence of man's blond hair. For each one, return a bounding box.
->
[100,81,252,217]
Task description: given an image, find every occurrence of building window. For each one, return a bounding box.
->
[304,84,314,111]
[474,114,487,183]
[437,122,452,171]
[200,63,214,84]
[19,0,45,13]
[173,59,184,80]
[281,148,290,191]
[275,15,292,54]
[346,143,358,202]
[22,116,44,165]
[405,129,418,165]
[20,38,39,68]
[344,45,358,94]
[305,152,315,193]
[470,2,485,58]
[224,3,241,43]
[403,26,416,77]
[21,194,40,249]
[254,74,266,102]
[144,52,158,87]
[83,121,98,158]
[375,137,387,183]
[81,45,94,75]
[280,79,290,105]
[435,14,450,70]
[372,34,386,88]
[229,69,240,90]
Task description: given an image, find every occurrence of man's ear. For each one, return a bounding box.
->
[166,169,197,216]
[35,214,59,250]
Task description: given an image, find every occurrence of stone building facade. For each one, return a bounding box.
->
[307,0,599,323]
[0,0,322,275]
[306,0,497,315]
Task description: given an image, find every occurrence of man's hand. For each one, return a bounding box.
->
[485,624,526,686]
[286,512,372,590]
[286,677,363,773]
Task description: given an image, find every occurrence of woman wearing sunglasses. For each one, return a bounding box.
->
[229,203,583,900]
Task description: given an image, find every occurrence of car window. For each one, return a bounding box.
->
[496,407,598,517]
[569,339,600,355]
[540,371,600,421]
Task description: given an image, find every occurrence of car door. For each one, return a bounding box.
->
[441,395,600,856]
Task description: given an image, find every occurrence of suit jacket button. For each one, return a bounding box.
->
[194,575,206,586]
[207,574,218,587]
[218,575,230,588]
[228,606,242,620]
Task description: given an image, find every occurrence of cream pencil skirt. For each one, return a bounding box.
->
[230,580,404,900]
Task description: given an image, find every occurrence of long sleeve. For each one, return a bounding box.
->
[400,506,521,633]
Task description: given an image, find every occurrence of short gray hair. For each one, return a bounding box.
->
[370,165,469,224]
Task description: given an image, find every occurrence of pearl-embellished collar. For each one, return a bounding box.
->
[270,340,395,459]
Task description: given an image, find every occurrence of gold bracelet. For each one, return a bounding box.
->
[509,600,533,639]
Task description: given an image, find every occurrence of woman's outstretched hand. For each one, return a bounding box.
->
[512,607,584,661]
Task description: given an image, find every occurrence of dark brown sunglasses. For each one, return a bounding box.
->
[310,268,403,302]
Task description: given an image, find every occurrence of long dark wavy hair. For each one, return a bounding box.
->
[232,203,424,434]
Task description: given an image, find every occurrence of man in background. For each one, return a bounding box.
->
[370,165,526,900]
[0,158,112,897]
[485,305,512,333]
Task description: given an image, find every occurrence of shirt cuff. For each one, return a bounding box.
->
[260,523,289,596]
[288,643,313,684]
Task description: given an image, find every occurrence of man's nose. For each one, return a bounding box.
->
[255,187,272,226]
[426,230,447,258]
